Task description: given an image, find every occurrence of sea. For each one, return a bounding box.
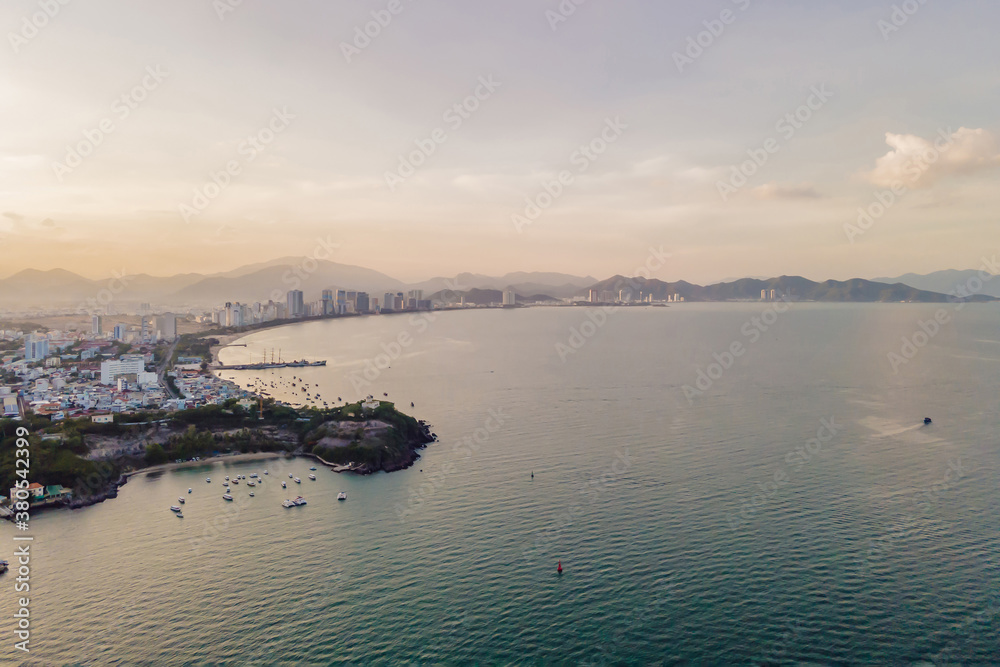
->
[2,303,999,665]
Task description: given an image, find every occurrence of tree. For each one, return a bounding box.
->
[145,443,168,466]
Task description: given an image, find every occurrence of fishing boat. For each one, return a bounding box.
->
[308,474,316,480]
[281,481,286,488]
[247,481,256,487]
[337,492,346,501]
[223,494,234,501]
[294,477,301,484]
[206,478,211,483]
[309,466,317,471]
[170,506,182,512]
[293,496,307,506]
[178,497,185,504]
[231,479,239,485]
[249,492,255,497]
[289,473,293,479]
[188,488,193,493]
[176,513,184,518]
[0,560,8,575]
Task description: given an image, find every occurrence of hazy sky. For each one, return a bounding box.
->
[1,0,998,283]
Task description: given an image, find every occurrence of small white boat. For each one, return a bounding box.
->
[247,481,256,487]
[176,512,184,518]
[281,481,286,488]
[178,498,185,504]
[225,476,229,481]
[293,496,307,506]
[232,479,239,485]
[170,506,182,512]
[223,494,233,501]
[249,492,255,497]
[289,473,293,479]
[308,474,316,480]
[250,473,258,478]
[206,478,211,483]
[337,492,346,501]
[188,488,193,494]
[294,478,301,484]
[264,470,269,475]
[281,499,294,508]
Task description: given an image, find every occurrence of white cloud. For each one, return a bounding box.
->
[865,127,1000,189]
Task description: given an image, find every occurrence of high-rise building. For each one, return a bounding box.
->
[770,289,777,300]
[503,290,516,306]
[91,315,104,335]
[356,292,370,313]
[24,334,49,362]
[383,293,397,311]
[153,312,177,341]
[589,289,599,303]
[100,355,145,385]
[287,290,305,318]
[322,289,335,315]
[113,324,127,341]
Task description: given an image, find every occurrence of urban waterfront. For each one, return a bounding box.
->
[2,304,999,664]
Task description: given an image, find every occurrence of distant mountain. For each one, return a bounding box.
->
[426,288,558,305]
[171,260,406,305]
[586,275,997,303]
[872,270,1000,298]
[411,271,596,299]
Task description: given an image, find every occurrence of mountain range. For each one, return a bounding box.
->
[0,260,995,309]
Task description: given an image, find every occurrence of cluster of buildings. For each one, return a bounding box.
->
[91,312,177,344]
[586,288,683,304]
[207,289,435,327]
[0,322,248,423]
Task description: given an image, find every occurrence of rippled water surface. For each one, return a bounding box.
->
[3,304,999,664]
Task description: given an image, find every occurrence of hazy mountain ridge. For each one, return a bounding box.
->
[1,262,993,309]
[587,275,997,303]
[872,269,1000,298]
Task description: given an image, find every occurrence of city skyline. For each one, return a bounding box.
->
[2,0,998,283]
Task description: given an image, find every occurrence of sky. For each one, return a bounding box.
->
[0,0,998,284]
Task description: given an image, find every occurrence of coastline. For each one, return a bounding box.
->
[124,451,286,479]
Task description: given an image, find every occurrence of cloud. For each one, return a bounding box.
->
[865,127,1000,189]
[751,182,821,200]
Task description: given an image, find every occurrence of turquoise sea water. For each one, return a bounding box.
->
[2,304,999,664]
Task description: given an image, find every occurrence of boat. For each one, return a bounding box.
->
[293,496,307,506]
[170,506,182,512]
[247,481,256,487]
[178,498,185,504]
[188,488,193,493]
[249,492,255,497]
[232,479,239,485]
[309,466,317,471]
[0,560,9,574]
[223,494,234,501]
[281,499,295,508]
[337,492,346,501]
[294,477,301,484]
[289,473,293,478]
[206,478,211,483]
[176,513,184,518]
[281,481,286,488]
[924,417,933,424]
[308,474,316,480]
[264,470,269,475]
[225,476,229,481]
[250,473,258,478]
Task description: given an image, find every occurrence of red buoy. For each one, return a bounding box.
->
[557,561,563,574]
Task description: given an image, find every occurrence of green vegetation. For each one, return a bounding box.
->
[0,400,428,504]
[171,334,219,366]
